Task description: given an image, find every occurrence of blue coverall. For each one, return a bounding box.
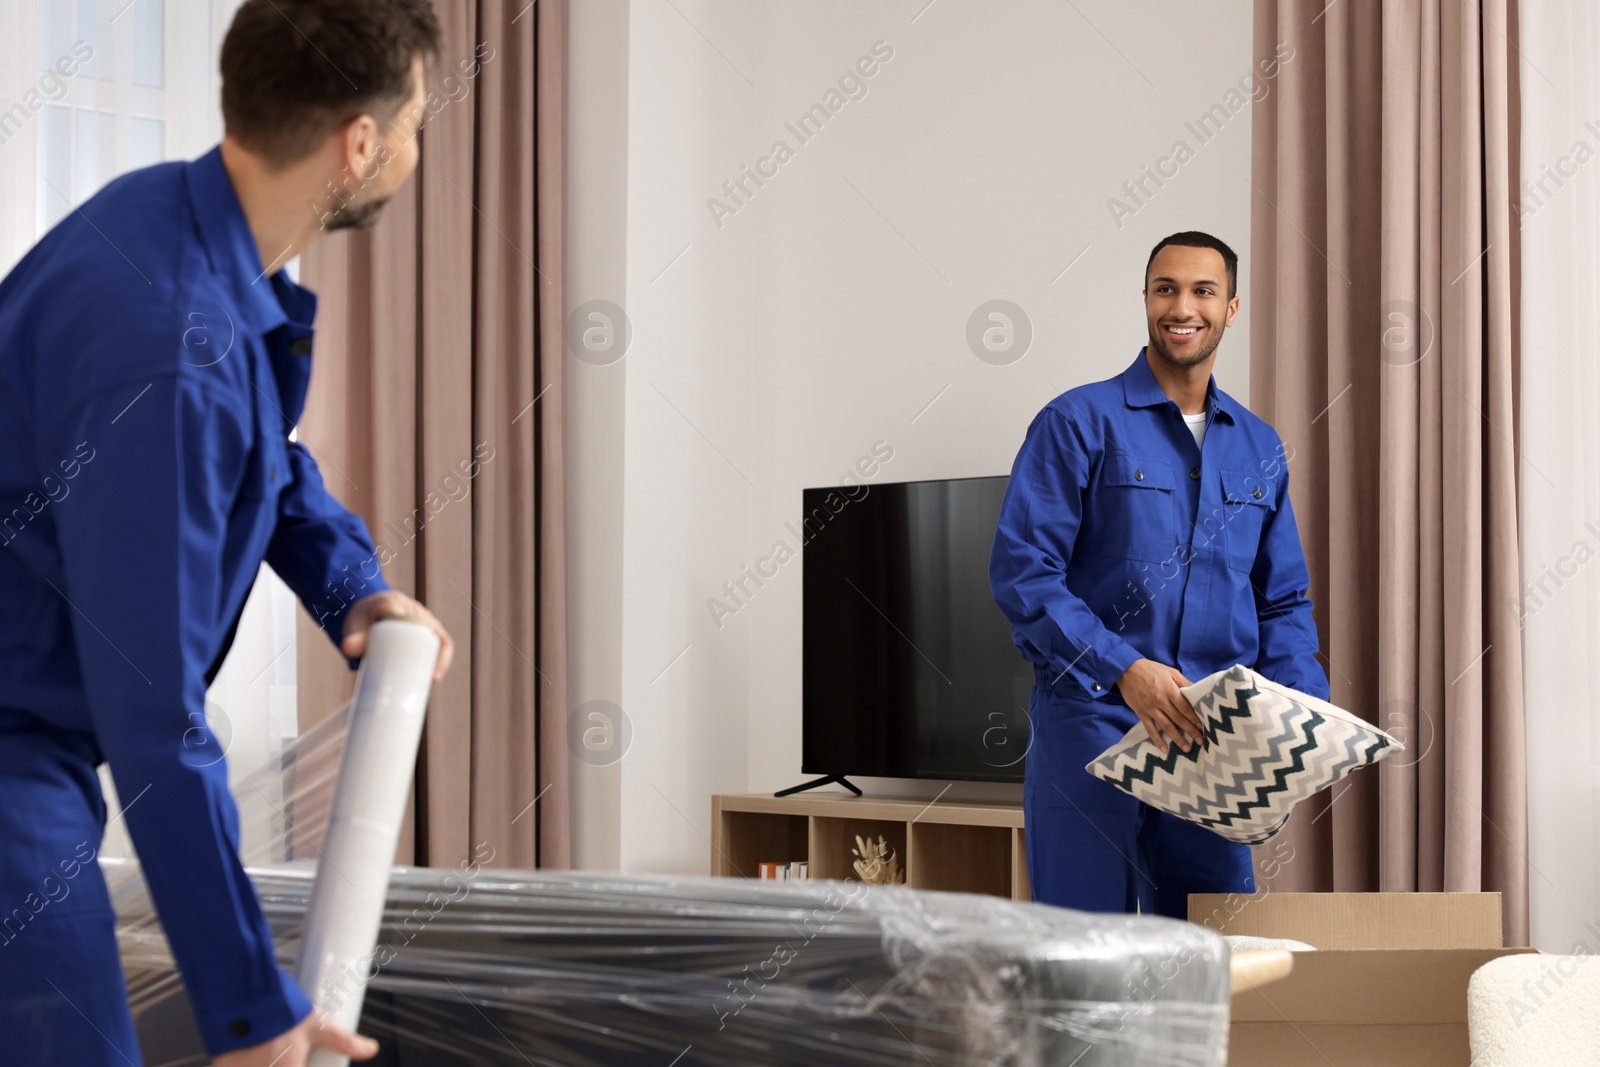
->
[0,148,391,1062]
[989,350,1328,917]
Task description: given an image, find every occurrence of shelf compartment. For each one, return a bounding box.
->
[715,809,807,879]
[908,821,1012,898]
[810,817,908,883]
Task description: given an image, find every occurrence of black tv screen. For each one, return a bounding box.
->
[801,475,1034,783]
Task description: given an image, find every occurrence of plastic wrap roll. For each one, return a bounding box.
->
[295,619,439,1067]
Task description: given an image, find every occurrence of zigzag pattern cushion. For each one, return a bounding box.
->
[1084,665,1403,845]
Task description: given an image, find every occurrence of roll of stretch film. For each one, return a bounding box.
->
[295,620,439,1067]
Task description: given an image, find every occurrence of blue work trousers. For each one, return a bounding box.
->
[0,711,142,1066]
[1023,686,1253,917]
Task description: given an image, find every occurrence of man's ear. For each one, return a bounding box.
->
[342,114,381,177]
[1225,295,1240,327]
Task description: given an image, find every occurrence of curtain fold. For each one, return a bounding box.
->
[295,0,569,871]
[1251,0,1527,943]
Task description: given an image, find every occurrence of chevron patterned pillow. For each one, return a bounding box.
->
[1084,665,1403,845]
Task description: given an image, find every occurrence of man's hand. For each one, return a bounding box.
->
[1114,658,1207,754]
[213,1010,377,1067]
[341,590,454,682]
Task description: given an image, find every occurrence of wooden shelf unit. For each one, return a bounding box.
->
[711,793,1030,902]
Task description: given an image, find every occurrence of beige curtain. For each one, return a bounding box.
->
[1251,0,1527,943]
[293,0,570,871]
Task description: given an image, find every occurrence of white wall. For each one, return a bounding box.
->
[568,0,1259,874]
[1518,0,1600,956]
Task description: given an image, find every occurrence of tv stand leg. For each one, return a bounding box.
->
[774,775,862,798]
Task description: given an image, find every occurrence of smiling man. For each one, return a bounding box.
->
[989,231,1328,916]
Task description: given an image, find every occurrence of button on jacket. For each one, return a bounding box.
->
[990,350,1329,705]
[0,147,390,1052]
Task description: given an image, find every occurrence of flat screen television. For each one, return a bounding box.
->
[800,475,1035,784]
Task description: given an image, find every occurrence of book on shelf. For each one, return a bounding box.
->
[758,860,809,881]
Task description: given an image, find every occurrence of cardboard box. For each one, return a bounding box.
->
[1229,947,1537,1064]
[1190,890,1504,949]
[1188,893,1536,1066]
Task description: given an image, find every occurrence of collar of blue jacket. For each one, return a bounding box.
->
[1120,346,1241,425]
[186,145,319,338]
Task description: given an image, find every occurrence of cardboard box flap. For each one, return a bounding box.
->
[1188,891,1502,949]
[1230,948,1538,1024]
[1230,1023,1468,1067]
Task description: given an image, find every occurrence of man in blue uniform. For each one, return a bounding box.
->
[989,232,1328,917]
[0,3,452,1064]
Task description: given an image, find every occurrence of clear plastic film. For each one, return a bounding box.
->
[111,705,1232,1067]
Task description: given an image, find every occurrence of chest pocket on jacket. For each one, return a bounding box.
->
[1221,468,1276,572]
[1096,454,1177,564]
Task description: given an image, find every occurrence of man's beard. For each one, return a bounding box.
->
[325,197,391,232]
[1149,324,1224,368]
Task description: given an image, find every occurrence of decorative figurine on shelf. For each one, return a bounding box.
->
[851,834,903,885]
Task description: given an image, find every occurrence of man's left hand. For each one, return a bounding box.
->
[341,590,454,682]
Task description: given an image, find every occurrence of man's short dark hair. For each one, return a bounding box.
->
[221,0,442,167]
[1145,231,1239,299]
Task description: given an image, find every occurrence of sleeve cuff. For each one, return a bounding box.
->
[309,574,393,670]
[195,965,314,1056]
[1063,638,1142,699]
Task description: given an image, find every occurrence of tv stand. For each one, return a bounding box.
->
[711,793,1029,900]
[774,774,862,798]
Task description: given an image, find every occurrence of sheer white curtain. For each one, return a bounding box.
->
[1,0,219,271]
[0,0,298,853]
[1519,0,1600,954]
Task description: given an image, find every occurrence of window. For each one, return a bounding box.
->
[0,0,240,272]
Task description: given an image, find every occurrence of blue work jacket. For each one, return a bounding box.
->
[990,350,1329,706]
[0,147,389,1051]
